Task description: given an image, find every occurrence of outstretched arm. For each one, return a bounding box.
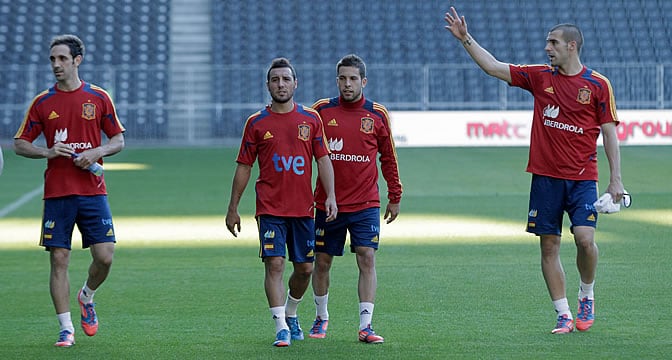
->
[444,6,512,83]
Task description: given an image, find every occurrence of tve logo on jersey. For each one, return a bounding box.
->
[272,153,306,175]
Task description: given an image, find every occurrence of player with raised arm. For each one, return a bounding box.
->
[445,7,625,334]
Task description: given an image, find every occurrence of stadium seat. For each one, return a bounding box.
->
[2,0,671,139]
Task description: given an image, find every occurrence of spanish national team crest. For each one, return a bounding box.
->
[577,88,591,104]
[297,124,310,141]
[360,117,374,134]
[82,103,96,120]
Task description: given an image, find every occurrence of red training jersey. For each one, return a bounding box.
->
[509,64,619,181]
[236,103,330,218]
[14,81,125,198]
[312,96,402,212]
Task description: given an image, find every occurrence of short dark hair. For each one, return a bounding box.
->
[266,57,296,81]
[337,54,366,78]
[50,34,85,59]
[549,24,584,55]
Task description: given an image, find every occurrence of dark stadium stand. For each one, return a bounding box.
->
[0,0,170,139]
[1,0,671,139]
[210,0,671,112]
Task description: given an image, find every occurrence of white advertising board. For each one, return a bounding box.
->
[391,110,672,147]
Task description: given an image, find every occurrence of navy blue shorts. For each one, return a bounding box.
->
[41,195,116,250]
[526,175,599,236]
[315,207,380,256]
[257,215,315,263]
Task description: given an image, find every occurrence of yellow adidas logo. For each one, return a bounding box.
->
[544,87,555,94]
[328,118,338,126]
[263,131,273,140]
[106,229,115,237]
[48,111,60,120]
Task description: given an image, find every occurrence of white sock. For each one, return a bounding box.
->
[552,298,572,319]
[579,280,594,300]
[284,291,302,318]
[359,302,374,330]
[314,293,329,320]
[57,312,74,333]
[80,282,96,304]
[270,306,288,333]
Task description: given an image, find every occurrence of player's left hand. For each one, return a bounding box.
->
[73,148,102,170]
[324,197,338,222]
[606,180,626,204]
[444,6,468,40]
[225,209,241,237]
[384,202,400,224]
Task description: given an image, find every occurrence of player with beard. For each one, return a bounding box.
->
[14,34,125,347]
[310,54,402,343]
[225,57,337,347]
[445,7,625,334]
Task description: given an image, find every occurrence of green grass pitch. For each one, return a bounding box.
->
[0,145,670,359]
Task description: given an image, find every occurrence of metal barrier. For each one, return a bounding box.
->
[2,63,671,142]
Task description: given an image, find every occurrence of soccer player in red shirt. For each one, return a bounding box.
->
[14,34,125,347]
[225,57,337,347]
[309,54,403,343]
[445,7,625,334]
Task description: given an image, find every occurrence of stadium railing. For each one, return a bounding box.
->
[2,63,671,143]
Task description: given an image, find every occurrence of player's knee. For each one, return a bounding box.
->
[315,262,331,274]
[573,226,595,247]
[96,254,114,268]
[539,238,561,258]
[50,248,71,268]
[574,236,596,252]
[356,250,376,270]
[294,262,313,279]
[314,254,333,272]
[264,257,285,274]
[92,248,114,268]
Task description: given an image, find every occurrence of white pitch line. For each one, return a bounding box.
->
[0,185,42,218]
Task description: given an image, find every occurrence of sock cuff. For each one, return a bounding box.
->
[287,290,303,302]
[270,306,285,317]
